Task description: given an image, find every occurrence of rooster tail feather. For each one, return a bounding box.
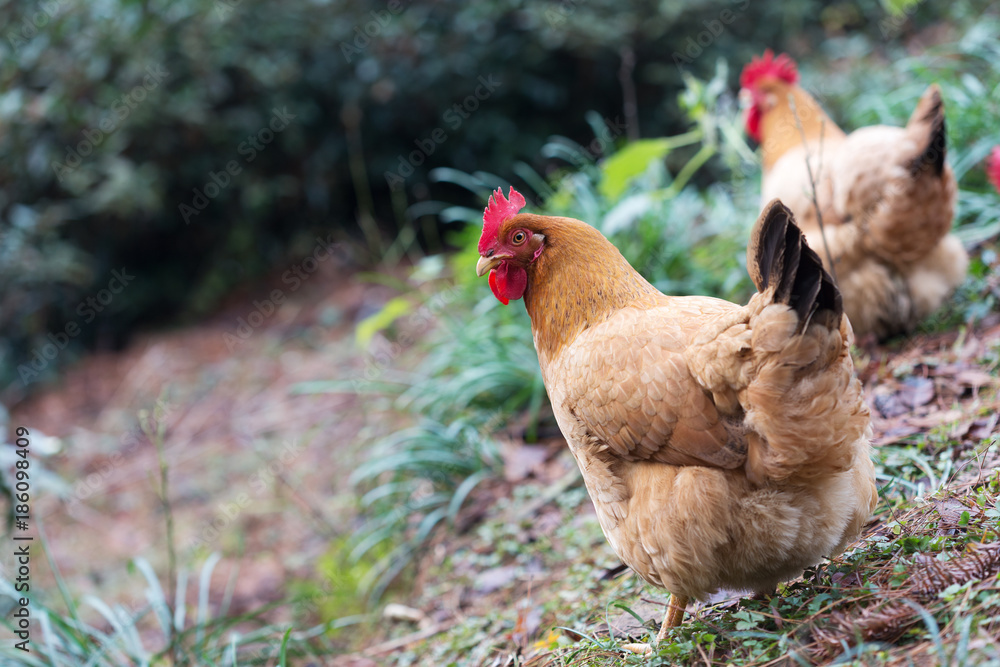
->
[748,200,842,331]
[906,84,947,178]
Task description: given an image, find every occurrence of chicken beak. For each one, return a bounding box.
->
[476,254,507,277]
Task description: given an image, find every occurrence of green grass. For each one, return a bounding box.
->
[0,526,336,666]
[379,429,999,666]
[0,412,342,666]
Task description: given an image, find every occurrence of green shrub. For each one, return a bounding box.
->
[2,0,904,399]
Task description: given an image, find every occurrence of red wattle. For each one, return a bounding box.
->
[746,104,762,143]
[488,262,527,305]
[488,269,509,305]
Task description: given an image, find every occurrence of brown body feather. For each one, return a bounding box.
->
[503,202,877,601]
[757,82,967,338]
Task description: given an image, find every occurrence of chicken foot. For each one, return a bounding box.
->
[621,593,690,655]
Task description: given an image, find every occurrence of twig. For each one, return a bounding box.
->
[146,401,179,662]
[237,433,341,540]
[342,103,384,259]
[618,47,639,141]
[788,95,839,287]
[273,465,340,540]
[363,620,457,656]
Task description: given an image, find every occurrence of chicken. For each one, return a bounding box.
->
[740,50,968,339]
[475,187,877,650]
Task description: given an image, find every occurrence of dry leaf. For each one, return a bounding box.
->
[898,376,936,409]
[510,602,543,649]
[907,409,964,429]
[501,441,552,482]
[955,369,997,388]
[910,543,1000,597]
[874,392,909,419]
[606,600,662,639]
[968,413,1000,441]
[383,603,427,624]
[475,566,520,594]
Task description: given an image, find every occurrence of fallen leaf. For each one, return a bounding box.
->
[383,603,426,624]
[955,369,997,388]
[898,376,935,409]
[475,566,520,594]
[533,629,562,650]
[510,602,543,649]
[874,393,909,419]
[501,441,552,482]
[872,423,921,446]
[968,413,1000,441]
[933,498,970,530]
[606,600,662,639]
[907,409,964,429]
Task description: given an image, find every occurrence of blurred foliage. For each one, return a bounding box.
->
[4,0,985,401]
[0,546,332,665]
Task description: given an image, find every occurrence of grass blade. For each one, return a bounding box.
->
[197,553,223,646]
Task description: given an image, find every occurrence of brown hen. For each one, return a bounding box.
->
[741,50,968,339]
[475,189,877,650]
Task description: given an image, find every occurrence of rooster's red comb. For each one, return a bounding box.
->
[740,49,799,89]
[479,186,527,253]
[987,146,1000,194]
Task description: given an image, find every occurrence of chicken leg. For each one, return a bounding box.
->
[621,593,690,655]
[657,594,689,642]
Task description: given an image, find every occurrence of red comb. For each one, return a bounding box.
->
[479,186,527,254]
[987,146,1000,193]
[740,49,799,89]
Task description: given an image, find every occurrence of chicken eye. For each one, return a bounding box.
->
[512,231,526,244]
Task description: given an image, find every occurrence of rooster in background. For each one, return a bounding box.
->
[740,50,968,339]
[475,188,876,652]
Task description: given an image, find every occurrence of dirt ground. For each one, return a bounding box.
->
[7,255,400,630]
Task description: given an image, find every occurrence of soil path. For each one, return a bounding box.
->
[8,257,392,620]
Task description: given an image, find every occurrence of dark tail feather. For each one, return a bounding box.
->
[907,84,947,178]
[747,200,843,331]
